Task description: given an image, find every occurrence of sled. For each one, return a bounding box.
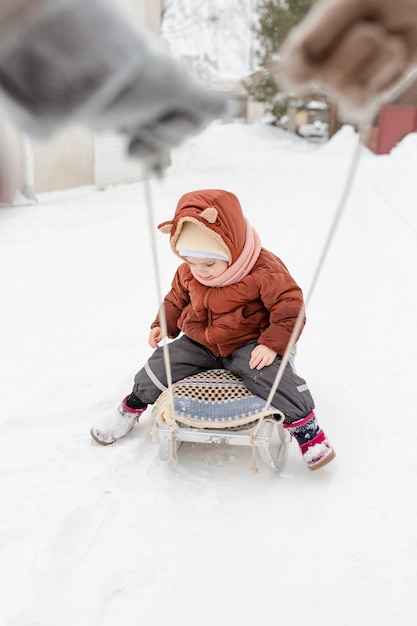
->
[152,369,291,472]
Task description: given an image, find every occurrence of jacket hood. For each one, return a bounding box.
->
[158,189,247,264]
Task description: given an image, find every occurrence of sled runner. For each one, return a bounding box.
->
[152,369,291,472]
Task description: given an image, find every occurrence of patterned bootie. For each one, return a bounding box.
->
[284,411,335,470]
[90,396,146,445]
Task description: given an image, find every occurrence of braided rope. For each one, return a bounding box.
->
[251,120,371,443]
[143,175,178,464]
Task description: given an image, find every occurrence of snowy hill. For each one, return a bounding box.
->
[1,121,416,625]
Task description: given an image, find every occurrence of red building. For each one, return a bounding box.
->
[365,79,417,154]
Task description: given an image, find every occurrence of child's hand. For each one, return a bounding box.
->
[249,345,277,370]
[149,327,163,348]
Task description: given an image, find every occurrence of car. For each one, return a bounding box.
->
[297,119,329,140]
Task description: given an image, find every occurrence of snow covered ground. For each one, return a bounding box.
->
[1,122,416,625]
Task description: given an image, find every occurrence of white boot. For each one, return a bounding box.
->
[90,396,146,445]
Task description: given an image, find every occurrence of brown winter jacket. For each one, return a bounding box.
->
[153,189,305,358]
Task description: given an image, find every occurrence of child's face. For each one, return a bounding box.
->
[184,256,228,281]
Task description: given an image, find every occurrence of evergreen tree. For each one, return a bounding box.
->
[255,0,315,64]
[246,0,315,120]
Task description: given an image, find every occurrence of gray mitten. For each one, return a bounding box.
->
[0,0,227,170]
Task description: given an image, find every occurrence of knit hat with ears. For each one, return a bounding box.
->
[157,189,247,265]
[175,220,231,262]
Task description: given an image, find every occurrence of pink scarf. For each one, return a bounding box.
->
[197,219,262,287]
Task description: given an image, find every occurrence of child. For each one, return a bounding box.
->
[91,189,335,471]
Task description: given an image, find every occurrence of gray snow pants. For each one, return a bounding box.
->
[132,335,314,424]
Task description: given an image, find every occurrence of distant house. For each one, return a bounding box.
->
[365,77,417,154]
[0,0,162,204]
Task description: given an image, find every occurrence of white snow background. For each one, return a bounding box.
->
[1,121,416,625]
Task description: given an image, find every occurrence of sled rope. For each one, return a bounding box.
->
[143,176,178,465]
[250,120,371,454]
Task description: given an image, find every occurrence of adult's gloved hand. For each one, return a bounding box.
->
[0,0,227,171]
[276,0,417,122]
